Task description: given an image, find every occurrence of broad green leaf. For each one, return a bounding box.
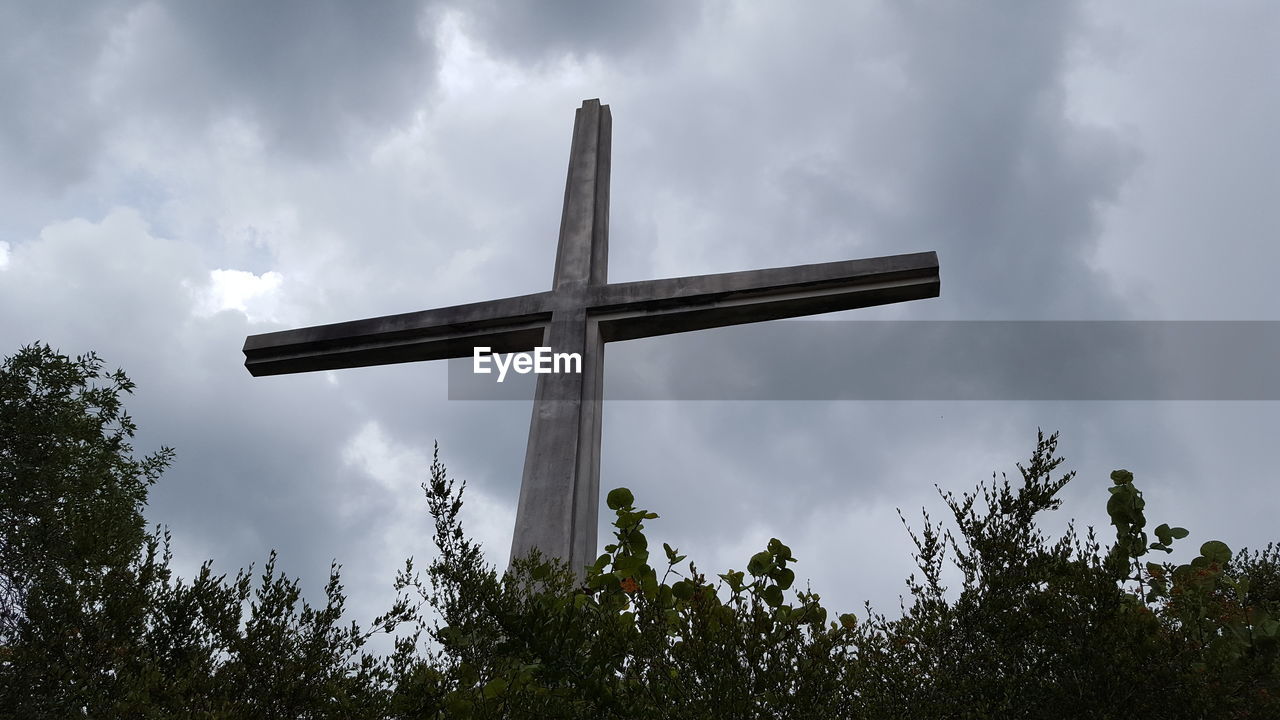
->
[748,551,774,577]
[607,487,634,510]
[728,570,745,590]
[1110,469,1134,484]
[614,554,641,575]
[482,677,507,699]
[812,606,829,626]
[1200,540,1232,564]
[672,580,695,601]
[775,567,795,590]
[445,695,474,717]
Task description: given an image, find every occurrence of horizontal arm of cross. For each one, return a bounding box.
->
[242,291,553,376]
[589,251,939,342]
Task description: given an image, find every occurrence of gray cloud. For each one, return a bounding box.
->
[450,0,699,65]
[2,1,1277,627]
[0,2,135,190]
[152,1,439,155]
[0,1,439,194]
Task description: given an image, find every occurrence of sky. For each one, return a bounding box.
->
[3,1,1278,636]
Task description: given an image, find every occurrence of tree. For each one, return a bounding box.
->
[0,344,169,644]
[0,345,415,717]
[400,431,1280,717]
[3,343,1279,716]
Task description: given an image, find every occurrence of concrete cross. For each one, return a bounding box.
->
[243,99,940,577]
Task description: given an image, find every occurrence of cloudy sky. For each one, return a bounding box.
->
[3,1,1278,633]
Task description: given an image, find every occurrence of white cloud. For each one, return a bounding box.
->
[0,241,9,270]
[342,420,515,572]
[189,268,284,323]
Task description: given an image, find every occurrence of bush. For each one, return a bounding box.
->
[3,344,1278,717]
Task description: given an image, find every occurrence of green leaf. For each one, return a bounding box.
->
[1200,540,1231,564]
[445,695,474,717]
[614,554,641,575]
[779,544,795,562]
[1110,469,1134,485]
[767,537,793,560]
[1170,526,1189,539]
[775,567,796,590]
[1154,523,1172,545]
[482,677,507,699]
[607,487,634,510]
[672,580,696,601]
[748,551,774,577]
[762,585,783,607]
[641,564,658,586]
[663,542,687,566]
[810,606,829,627]
[1107,492,1131,519]
[719,570,745,592]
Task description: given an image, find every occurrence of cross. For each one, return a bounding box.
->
[243,99,940,577]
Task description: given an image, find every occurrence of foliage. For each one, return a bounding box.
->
[0,343,170,646]
[0,345,415,717]
[393,461,856,717]
[2,343,1279,717]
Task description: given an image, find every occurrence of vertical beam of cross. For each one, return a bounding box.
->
[511,100,611,573]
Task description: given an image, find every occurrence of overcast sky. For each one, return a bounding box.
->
[3,2,1278,634]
